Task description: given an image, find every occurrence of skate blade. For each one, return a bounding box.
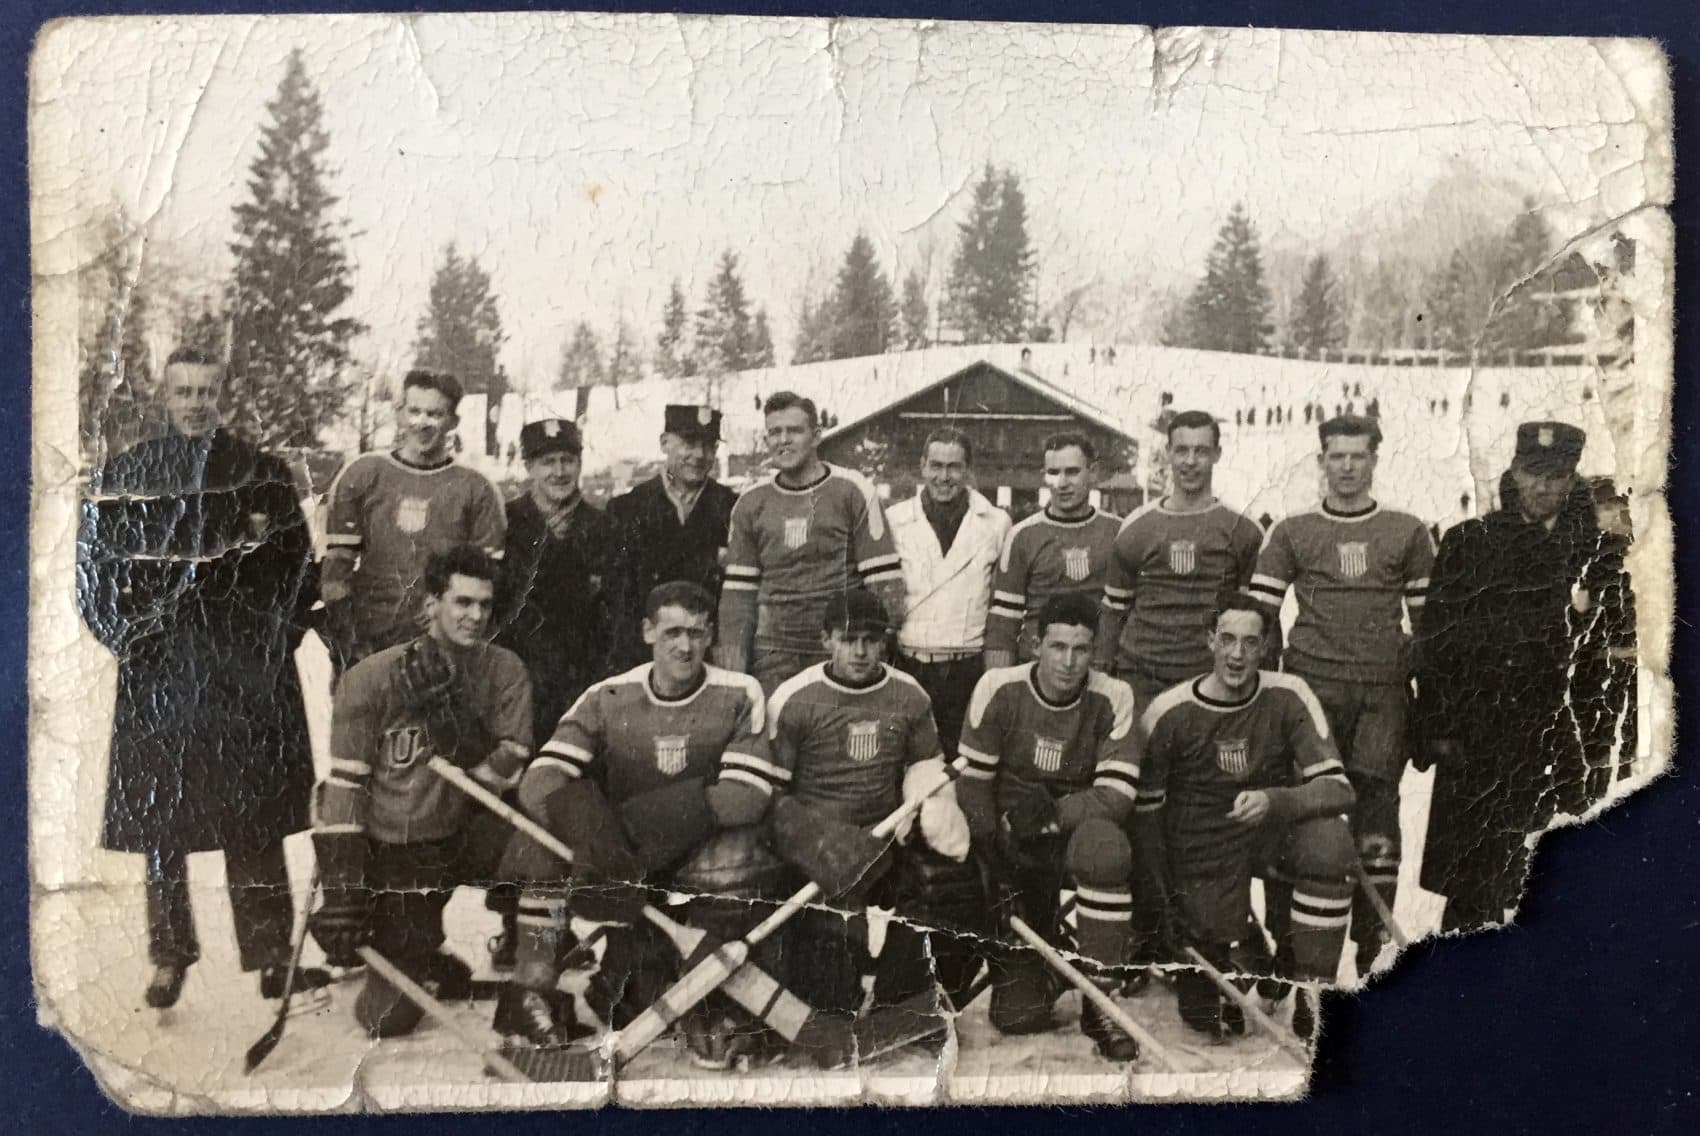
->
[493,1042,608,1082]
[284,987,335,1018]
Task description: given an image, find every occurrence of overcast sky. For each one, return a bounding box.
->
[32,15,1666,388]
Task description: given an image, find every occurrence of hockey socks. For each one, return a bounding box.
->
[1288,878,1353,982]
[1073,884,1135,970]
[513,889,571,993]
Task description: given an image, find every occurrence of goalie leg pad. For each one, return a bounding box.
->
[771,796,890,901]
[619,778,720,875]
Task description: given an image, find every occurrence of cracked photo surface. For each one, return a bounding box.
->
[27,12,1673,1111]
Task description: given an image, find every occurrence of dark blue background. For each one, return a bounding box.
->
[3,2,1692,1130]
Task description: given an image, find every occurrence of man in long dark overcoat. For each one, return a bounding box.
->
[603,404,736,672]
[76,349,326,1007]
[1414,421,1598,931]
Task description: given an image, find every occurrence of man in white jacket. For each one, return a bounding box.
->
[887,428,1013,756]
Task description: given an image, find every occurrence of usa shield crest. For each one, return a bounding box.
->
[1337,541,1369,579]
[1169,540,1197,575]
[655,735,689,776]
[847,721,880,762]
[1063,546,1091,581]
[396,496,431,534]
[1215,738,1250,778]
[1034,735,1065,773]
[783,515,809,549]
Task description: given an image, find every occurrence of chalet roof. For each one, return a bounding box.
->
[818,358,1135,446]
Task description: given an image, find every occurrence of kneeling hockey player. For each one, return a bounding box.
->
[957,593,1144,1061]
[761,589,982,1037]
[307,545,534,1039]
[495,581,785,1063]
[1136,592,1356,1039]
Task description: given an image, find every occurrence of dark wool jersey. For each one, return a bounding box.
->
[986,507,1122,660]
[324,452,506,647]
[1138,671,1347,816]
[533,663,774,808]
[719,464,905,655]
[766,664,943,827]
[1101,499,1262,681]
[1250,502,1435,685]
[958,665,1141,815]
[323,640,532,845]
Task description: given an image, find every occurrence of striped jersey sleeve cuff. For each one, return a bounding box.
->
[1134,788,1166,813]
[325,533,362,548]
[534,744,594,778]
[988,590,1026,619]
[1248,573,1288,604]
[720,751,792,794]
[1092,759,1141,802]
[1300,758,1347,781]
[959,743,999,780]
[857,554,903,577]
[722,565,761,592]
[1101,584,1133,613]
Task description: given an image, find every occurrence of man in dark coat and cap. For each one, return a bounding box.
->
[1414,421,1598,932]
[603,404,737,672]
[76,348,327,1008]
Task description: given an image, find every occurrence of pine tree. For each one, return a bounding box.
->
[1426,248,1490,353]
[946,163,1038,344]
[1288,254,1345,355]
[413,243,506,396]
[78,212,155,461]
[900,269,930,349]
[177,298,228,359]
[606,319,644,387]
[826,232,898,359]
[749,308,776,368]
[792,291,834,365]
[693,250,755,373]
[227,49,366,448]
[1482,202,1575,353]
[656,279,694,378]
[1172,203,1273,354]
[557,322,605,390]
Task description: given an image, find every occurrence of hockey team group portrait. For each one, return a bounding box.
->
[28,13,1672,1112]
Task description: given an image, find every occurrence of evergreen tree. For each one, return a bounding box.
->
[177,298,228,360]
[1288,254,1345,354]
[1173,203,1274,354]
[693,250,755,373]
[1483,202,1576,353]
[78,212,154,461]
[656,279,694,378]
[1425,248,1490,353]
[826,232,898,359]
[606,319,644,387]
[750,307,776,368]
[792,291,834,365]
[557,322,604,390]
[413,242,506,396]
[946,163,1038,344]
[900,269,930,349]
[227,49,366,448]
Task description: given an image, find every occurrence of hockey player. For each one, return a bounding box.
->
[754,588,978,1032]
[985,432,1122,668]
[958,593,1144,1061]
[1095,410,1263,708]
[495,581,783,1060]
[321,370,507,669]
[1136,593,1356,1039]
[1248,416,1433,975]
[717,391,907,694]
[307,545,533,1039]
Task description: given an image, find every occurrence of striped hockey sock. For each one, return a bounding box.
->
[1288,880,1353,982]
[514,888,571,992]
[1072,884,1134,970]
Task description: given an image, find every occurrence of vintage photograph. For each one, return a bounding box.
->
[29,14,1672,1111]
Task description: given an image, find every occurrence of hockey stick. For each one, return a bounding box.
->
[1350,859,1410,950]
[355,946,533,1083]
[604,755,972,1068]
[428,758,855,1066]
[1180,945,1310,1062]
[243,866,320,1073]
[1005,915,1181,1071]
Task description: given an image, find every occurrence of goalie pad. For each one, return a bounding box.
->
[618,778,719,874]
[771,795,890,902]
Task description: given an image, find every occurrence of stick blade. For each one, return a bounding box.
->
[242,1021,285,1074]
[853,991,949,1064]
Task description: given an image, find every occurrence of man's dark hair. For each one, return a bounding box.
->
[164,347,223,370]
[1318,414,1383,454]
[922,426,974,466]
[404,369,465,413]
[1208,590,1271,636]
[645,580,716,623]
[763,390,819,429]
[423,544,498,597]
[1041,430,1097,464]
[1036,593,1101,641]
[1166,409,1221,448]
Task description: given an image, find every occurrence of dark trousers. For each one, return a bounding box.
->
[896,653,984,756]
[145,840,295,971]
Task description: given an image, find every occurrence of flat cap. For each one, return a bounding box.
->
[664,404,722,441]
[520,418,582,460]
[1513,421,1584,475]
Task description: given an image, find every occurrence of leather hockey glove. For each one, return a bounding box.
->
[308,830,371,968]
[399,638,494,769]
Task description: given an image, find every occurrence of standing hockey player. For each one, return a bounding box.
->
[1096,410,1263,708]
[886,428,1012,755]
[958,593,1144,1061]
[1248,416,1433,975]
[321,370,507,669]
[761,589,979,1033]
[1137,593,1355,1038]
[307,546,533,1039]
[717,391,906,694]
[495,581,784,1061]
[985,433,1122,669]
